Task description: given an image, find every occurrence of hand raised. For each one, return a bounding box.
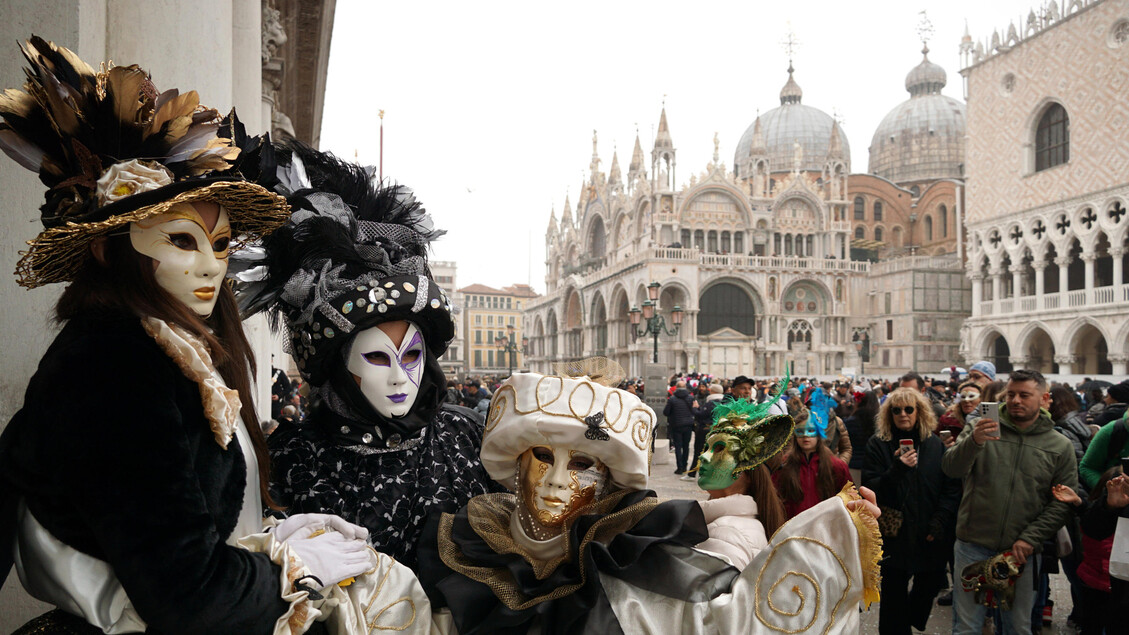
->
[1051,484,1081,506]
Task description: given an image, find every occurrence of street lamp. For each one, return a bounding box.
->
[629,281,684,364]
[495,323,528,377]
[852,329,870,376]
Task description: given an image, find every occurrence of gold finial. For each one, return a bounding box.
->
[916,10,935,53]
[378,109,385,120]
[780,24,800,67]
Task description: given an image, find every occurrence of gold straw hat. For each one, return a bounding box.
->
[0,37,289,288]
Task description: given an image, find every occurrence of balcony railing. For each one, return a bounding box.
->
[977,284,1129,316]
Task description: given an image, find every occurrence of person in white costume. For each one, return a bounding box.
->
[411,360,882,634]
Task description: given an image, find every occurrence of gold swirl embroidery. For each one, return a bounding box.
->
[536,375,565,410]
[629,406,656,450]
[567,380,596,419]
[362,549,417,632]
[754,536,852,634]
[485,386,512,432]
[603,390,625,429]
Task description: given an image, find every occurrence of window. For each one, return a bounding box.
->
[509,316,515,326]
[853,197,865,220]
[939,205,948,237]
[698,282,757,336]
[487,315,493,325]
[475,315,482,325]
[734,232,744,253]
[486,330,493,344]
[507,298,512,309]
[874,227,884,242]
[488,351,494,367]
[910,185,920,198]
[886,319,893,340]
[475,331,482,344]
[925,216,933,241]
[873,201,883,221]
[721,231,731,253]
[474,350,482,367]
[680,229,691,246]
[854,226,865,240]
[1035,103,1069,171]
[707,231,718,253]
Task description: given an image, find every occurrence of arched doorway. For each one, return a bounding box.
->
[698,282,757,336]
[591,294,608,355]
[1074,324,1112,374]
[1025,327,1057,374]
[987,332,1013,373]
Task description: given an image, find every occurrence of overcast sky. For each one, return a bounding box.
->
[320,0,1042,294]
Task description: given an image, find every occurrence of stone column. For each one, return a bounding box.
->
[1082,252,1097,294]
[970,273,984,317]
[1054,354,1077,375]
[1010,264,1024,298]
[990,267,1003,307]
[1009,355,1030,371]
[1056,256,1071,298]
[1111,248,1125,289]
[1033,259,1046,298]
[1109,354,1129,375]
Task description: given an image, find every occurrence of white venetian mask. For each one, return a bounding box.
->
[346,320,425,418]
[519,445,607,531]
[129,202,231,317]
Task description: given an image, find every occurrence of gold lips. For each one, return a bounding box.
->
[541,496,565,507]
[193,287,215,301]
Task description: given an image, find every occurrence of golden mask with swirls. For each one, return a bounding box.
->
[518,446,608,530]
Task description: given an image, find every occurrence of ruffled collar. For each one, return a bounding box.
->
[140,317,240,449]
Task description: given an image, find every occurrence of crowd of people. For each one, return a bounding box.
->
[645,363,1129,635]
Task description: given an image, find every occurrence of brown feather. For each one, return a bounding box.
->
[146,90,198,140]
[105,65,149,125]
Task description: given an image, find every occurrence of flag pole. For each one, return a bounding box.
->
[378,109,385,182]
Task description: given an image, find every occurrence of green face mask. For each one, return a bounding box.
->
[696,432,739,491]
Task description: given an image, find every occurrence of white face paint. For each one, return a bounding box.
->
[129,202,231,316]
[346,321,425,418]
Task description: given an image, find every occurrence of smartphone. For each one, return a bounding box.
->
[940,430,953,442]
[899,439,914,454]
[979,402,1001,439]
[1120,456,1129,473]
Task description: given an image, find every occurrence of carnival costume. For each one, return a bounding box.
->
[694,396,795,568]
[0,39,433,635]
[417,361,883,634]
[238,142,496,569]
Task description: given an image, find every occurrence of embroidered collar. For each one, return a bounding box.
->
[141,317,240,449]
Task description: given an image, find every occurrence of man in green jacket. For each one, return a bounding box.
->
[941,369,1077,635]
[1078,409,1129,489]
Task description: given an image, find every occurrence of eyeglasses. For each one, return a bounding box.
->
[959,392,981,400]
[891,406,915,415]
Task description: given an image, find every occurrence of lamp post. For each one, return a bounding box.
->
[495,324,528,377]
[629,281,684,364]
[852,329,870,376]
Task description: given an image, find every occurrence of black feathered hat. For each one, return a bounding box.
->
[0,37,289,288]
[237,141,454,448]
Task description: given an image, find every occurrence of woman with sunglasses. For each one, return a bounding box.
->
[863,388,961,634]
[771,409,851,520]
[938,381,982,447]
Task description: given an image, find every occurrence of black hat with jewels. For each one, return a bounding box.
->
[237,141,454,449]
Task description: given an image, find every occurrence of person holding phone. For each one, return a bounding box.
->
[942,369,1078,635]
[863,388,961,633]
[938,381,983,447]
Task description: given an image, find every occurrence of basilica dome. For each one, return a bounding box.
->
[869,46,966,183]
[734,65,849,175]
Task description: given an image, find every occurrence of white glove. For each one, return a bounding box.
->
[273,513,369,543]
[287,531,372,589]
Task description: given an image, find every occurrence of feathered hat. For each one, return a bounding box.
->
[236,141,454,449]
[703,375,794,473]
[0,36,289,288]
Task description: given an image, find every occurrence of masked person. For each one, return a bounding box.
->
[416,360,883,634]
[694,399,792,569]
[772,410,852,519]
[0,39,387,634]
[239,142,496,569]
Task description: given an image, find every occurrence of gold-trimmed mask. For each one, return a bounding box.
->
[129,201,231,316]
[518,445,608,535]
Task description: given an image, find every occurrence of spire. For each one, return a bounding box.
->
[589,129,601,176]
[546,205,558,237]
[608,147,622,186]
[779,63,803,105]
[828,121,844,159]
[654,107,674,150]
[560,194,572,232]
[629,133,645,174]
[750,116,765,153]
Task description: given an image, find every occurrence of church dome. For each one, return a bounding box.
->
[869,46,966,183]
[734,65,849,175]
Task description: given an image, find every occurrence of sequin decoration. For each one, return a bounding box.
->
[403,282,416,293]
[388,433,402,447]
[341,425,351,434]
[367,304,375,313]
[385,299,395,305]
[369,288,387,304]
[342,301,354,314]
[391,290,400,299]
[324,327,335,338]
[430,298,441,309]
[378,304,387,313]
[362,432,374,444]
[357,298,367,307]
[384,282,394,288]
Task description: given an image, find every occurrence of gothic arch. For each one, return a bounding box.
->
[1062,316,1111,355]
[681,185,754,229]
